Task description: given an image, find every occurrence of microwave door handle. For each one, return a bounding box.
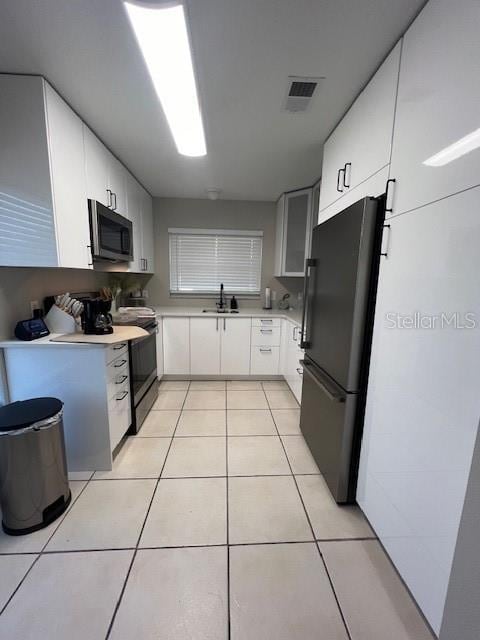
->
[120,228,130,255]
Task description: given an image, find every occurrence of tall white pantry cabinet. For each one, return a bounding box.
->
[352,0,480,635]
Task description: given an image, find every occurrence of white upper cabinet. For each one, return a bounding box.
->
[0,75,90,269]
[388,0,480,217]
[221,318,251,375]
[125,173,143,273]
[125,174,155,274]
[84,125,110,207]
[319,41,401,212]
[140,185,155,274]
[318,166,389,225]
[274,188,313,277]
[108,156,127,216]
[84,125,128,215]
[44,85,91,269]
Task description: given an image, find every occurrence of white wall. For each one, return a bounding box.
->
[148,197,304,308]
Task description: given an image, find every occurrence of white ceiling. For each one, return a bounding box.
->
[0,0,425,201]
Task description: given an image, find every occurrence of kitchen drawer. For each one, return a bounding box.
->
[108,388,131,451]
[251,326,281,347]
[106,342,128,364]
[107,366,129,400]
[107,353,129,382]
[252,317,281,328]
[250,346,280,375]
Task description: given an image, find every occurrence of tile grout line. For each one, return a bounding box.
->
[0,474,92,616]
[225,383,231,640]
[0,536,378,559]
[104,380,191,639]
[263,382,354,640]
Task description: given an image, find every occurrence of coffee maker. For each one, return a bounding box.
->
[82,298,113,335]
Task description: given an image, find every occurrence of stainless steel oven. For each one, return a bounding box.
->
[88,200,133,262]
[128,318,159,433]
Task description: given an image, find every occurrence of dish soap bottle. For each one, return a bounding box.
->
[230,296,238,310]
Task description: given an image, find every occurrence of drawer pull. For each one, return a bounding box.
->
[116,375,128,384]
[260,329,273,334]
[259,348,272,353]
[296,367,303,375]
[113,359,127,368]
[260,319,273,323]
[113,343,127,350]
[116,391,128,401]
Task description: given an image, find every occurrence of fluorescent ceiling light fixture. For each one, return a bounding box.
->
[125,1,207,157]
[423,127,480,167]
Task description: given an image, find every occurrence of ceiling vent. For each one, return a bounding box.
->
[284,76,324,113]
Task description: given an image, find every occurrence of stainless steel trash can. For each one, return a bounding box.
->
[0,397,71,535]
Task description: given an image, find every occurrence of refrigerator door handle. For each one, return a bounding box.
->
[300,360,346,403]
[301,258,316,349]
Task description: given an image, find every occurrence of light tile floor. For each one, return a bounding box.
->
[0,380,435,640]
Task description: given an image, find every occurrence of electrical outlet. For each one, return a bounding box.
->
[30,300,40,315]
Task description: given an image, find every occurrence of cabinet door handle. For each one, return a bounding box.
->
[336,168,344,193]
[116,391,128,401]
[260,329,273,334]
[296,367,303,375]
[116,375,128,384]
[292,326,297,340]
[113,343,127,350]
[343,162,351,188]
[259,348,272,353]
[145,258,148,271]
[107,189,113,208]
[87,244,93,267]
[112,192,117,210]
[385,178,396,214]
[260,319,273,324]
[216,317,219,331]
[223,318,226,331]
[114,359,127,368]
[380,224,391,258]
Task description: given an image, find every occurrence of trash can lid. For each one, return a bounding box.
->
[0,398,63,432]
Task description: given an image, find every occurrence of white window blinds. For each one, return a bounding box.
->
[169,228,263,294]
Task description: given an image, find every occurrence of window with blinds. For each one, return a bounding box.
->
[169,228,263,295]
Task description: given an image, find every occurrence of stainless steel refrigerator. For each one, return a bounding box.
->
[300,195,385,503]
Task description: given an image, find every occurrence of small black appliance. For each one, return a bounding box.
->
[14,317,50,341]
[82,299,113,335]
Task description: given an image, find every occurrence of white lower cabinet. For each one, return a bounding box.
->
[190,318,221,375]
[189,317,252,376]
[221,318,251,375]
[2,343,132,471]
[250,346,280,375]
[156,316,164,379]
[281,319,304,403]
[163,317,190,375]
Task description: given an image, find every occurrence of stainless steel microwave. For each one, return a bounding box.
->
[88,200,133,262]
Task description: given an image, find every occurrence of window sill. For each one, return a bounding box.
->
[169,292,260,299]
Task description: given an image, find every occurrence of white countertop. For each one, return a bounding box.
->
[0,325,147,349]
[153,306,303,327]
